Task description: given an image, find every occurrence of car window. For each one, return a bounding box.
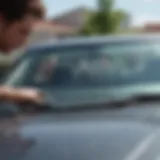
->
[4,41,160,88]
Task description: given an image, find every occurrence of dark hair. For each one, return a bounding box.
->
[0,0,45,22]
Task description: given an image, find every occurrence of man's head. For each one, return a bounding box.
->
[0,0,45,53]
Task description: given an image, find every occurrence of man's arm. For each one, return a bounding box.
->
[0,86,43,103]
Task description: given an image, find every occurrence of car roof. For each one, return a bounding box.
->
[27,33,160,52]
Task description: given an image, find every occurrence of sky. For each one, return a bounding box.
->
[43,0,160,26]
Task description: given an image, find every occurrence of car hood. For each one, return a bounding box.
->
[43,83,160,107]
[1,109,160,160]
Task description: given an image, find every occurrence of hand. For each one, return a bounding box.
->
[0,86,44,104]
[13,87,44,104]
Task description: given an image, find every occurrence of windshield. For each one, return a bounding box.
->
[4,40,160,106]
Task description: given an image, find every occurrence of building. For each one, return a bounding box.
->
[52,6,89,30]
[28,20,77,44]
[29,6,90,44]
[143,23,160,32]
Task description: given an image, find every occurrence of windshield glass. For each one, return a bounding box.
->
[4,40,160,106]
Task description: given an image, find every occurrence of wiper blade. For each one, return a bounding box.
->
[133,94,160,101]
[105,93,160,108]
[129,93,160,105]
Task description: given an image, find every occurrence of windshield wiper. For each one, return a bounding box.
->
[56,93,160,112]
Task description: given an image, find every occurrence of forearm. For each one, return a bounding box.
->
[0,86,19,101]
[0,86,43,103]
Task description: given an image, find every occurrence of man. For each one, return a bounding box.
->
[0,0,45,104]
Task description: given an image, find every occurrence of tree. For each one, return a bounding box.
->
[79,12,96,35]
[95,0,114,34]
[79,0,128,35]
[112,9,129,31]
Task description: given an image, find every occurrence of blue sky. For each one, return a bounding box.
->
[43,0,160,26]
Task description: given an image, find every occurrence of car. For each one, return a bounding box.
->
[2,34,160,160]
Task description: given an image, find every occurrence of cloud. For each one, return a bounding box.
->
[132,14,160,26]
